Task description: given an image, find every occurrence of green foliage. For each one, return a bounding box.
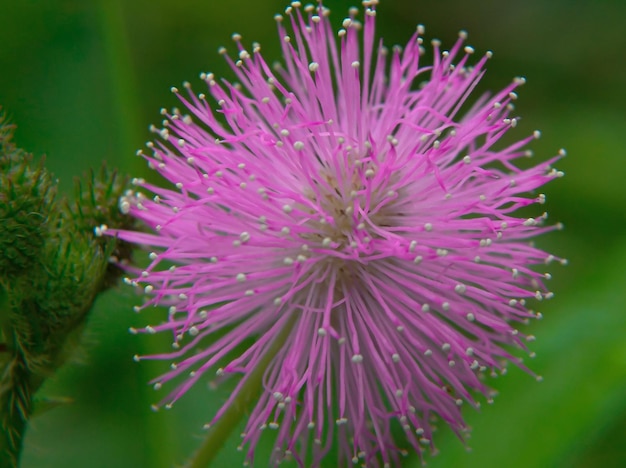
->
[0,113,135,466]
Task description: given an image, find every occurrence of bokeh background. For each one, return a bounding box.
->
[1,0,625,467]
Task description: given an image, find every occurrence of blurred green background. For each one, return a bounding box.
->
[1,0,625,467]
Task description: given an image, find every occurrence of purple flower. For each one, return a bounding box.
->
[110,1,564,466]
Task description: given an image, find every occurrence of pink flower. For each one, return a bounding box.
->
[110,1,564,466]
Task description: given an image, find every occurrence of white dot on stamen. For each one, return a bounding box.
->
[413,255,423,264]
[236,273,247,282]
[119,200,131,214]
[309,62,319,72]
[455,284,467,294]
[351,354,363,363]
[283,204,293,213]
[422,303,430,312]
[189,326,199,336]
[392,354,400,363]
[466,313,476,322]
[293,141,304,150]
[442,343,451,352]
[523,218,536,226]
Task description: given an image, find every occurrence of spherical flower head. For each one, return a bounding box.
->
[111,2,565,466]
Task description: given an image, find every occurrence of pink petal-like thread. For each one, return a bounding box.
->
[108,1,565,466]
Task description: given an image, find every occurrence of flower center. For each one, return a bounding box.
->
[298,156,402,263]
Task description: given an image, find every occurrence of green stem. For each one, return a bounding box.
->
[0,353,30,468]
[97,0,144,169]
[97,3,171,466]
[0,288,22,468]
[187,314,298,468]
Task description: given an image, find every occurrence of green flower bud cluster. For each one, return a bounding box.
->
[0,120,56,280]
[0,111,136,466]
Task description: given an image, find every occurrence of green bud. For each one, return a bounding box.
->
[70,165,136,288]
[0,118,56,281]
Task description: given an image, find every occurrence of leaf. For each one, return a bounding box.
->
[31,396,74,419]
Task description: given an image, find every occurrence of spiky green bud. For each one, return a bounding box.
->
[0,117,56,281]
[70,165,136,288]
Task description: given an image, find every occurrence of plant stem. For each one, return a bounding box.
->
[97,2,171,466]
[0,287,22,468]
[0,353,30,467]
[97,0,144,165]
[187,313,298,468]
